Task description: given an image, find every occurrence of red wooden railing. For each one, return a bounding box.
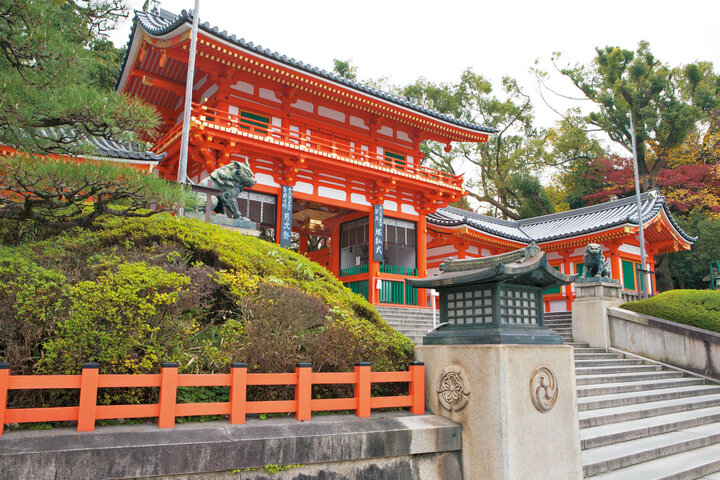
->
[152,103,464,189]
[0,361,425,435]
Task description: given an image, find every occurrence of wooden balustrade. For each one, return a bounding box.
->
[0,361,425,435]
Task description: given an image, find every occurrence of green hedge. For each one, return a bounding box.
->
[0,213,414,409]
[621,289,720,333]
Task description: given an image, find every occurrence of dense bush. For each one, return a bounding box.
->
[0,213,414,409]
[622,289,720,333]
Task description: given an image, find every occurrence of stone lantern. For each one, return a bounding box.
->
[408,243,575,345]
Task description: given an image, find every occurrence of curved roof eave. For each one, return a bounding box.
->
[119,8,498,136]
[429,190,696,245]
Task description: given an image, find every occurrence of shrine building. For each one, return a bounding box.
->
[116,7,694,312]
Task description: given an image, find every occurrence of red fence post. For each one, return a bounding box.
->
[295,363,312,421]
[409,361,425,415]
[229,363,247,425]
[77,362,100,432]
[354,362,371,418]
[158,363,178,429]
[0,363,9,436]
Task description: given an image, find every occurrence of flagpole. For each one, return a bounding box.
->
[177,0,201,197]
[629,113,648,296]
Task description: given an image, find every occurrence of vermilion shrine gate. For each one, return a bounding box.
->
[117,8,694,311]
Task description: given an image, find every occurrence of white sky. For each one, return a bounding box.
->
[111,0,720,134]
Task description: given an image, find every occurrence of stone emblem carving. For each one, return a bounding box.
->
[581,243,611,279]
[437,366,470,412]
[530,366,558,413]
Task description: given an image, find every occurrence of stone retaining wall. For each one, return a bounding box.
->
[608,307,720,379]
[0,413,461,480]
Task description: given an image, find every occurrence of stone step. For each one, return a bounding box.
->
[545,321,572,327]
[583,422,720,477]
[586,442,720,479]
[576,365,663,376]
[576,371,685,387]
[581,405,720,450]
[579,394,720,429]
[575,353,626,360]
[578,386,720,412]
[577,377,708,398]
[575,359,645,368]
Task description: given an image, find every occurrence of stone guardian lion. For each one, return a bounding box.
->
[196,160,257,220]
[581,243,611,278]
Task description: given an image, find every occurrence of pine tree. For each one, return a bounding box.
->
[0,0,159,154]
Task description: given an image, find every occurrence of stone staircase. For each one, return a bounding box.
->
[546,312,720,479]
[376,306,436,345]
[381,309,720,478]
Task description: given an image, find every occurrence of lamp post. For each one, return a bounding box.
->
[629,113,648,296]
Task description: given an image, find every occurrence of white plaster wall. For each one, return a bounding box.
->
[351,193,370,206]
[619,244,642,256]
[401,204,418,215]
[229,80,253,95]
[318,186,347,201]
[292,99,313,112]
[259,88,280,103]
[318,106,345,122]
[383,200,398,211]
[254,172,279,188]
[294,181,313,195]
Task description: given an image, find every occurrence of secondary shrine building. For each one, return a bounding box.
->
[117,8,694,312]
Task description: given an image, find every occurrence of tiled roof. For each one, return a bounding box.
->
[429,190,696,244]
[123,8,497,135]
[37,128,165,162]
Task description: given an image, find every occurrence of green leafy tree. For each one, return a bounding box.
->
[401,69,552,219]
[665,211,720,289]
[0,0,159,154]
[332,58,358,80]
[557,41,704,190]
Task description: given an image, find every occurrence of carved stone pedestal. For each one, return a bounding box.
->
[415,345,582,480]
[572,279,622,349]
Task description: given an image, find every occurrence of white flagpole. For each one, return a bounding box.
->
[177,0,201,193]
[629,113,648,296]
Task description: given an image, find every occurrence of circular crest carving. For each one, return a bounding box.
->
[530,366,558,413]
[437,366,470,412]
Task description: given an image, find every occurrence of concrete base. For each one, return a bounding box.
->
[572,280,622,349]
[0,413,460,480]
[415,344,582,480]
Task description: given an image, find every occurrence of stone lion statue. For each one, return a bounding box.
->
[582,243,611,278]
[196,160,257,219]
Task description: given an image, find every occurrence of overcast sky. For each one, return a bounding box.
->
[111,0,720,139]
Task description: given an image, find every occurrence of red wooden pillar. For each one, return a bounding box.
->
[408,361,425,415]
[158,363,178,429]
[229,363,247,425]
[416,214,428,306]
[0,363,9,436]
[608,244,622,284]
[77,362,100,432]
[330,222,340,277]
[295,363,312,421]
[298,233,309,255]
[354,362,371,418]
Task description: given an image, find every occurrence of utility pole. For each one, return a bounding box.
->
[629,113,648,296]
[177,0,201,202]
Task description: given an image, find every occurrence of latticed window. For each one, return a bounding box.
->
[445,288,494,325]
[382,217,416,272]
[499,287,539,325]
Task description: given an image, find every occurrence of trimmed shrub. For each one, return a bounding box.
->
[0,212,414,409]
[622,289,720,333]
